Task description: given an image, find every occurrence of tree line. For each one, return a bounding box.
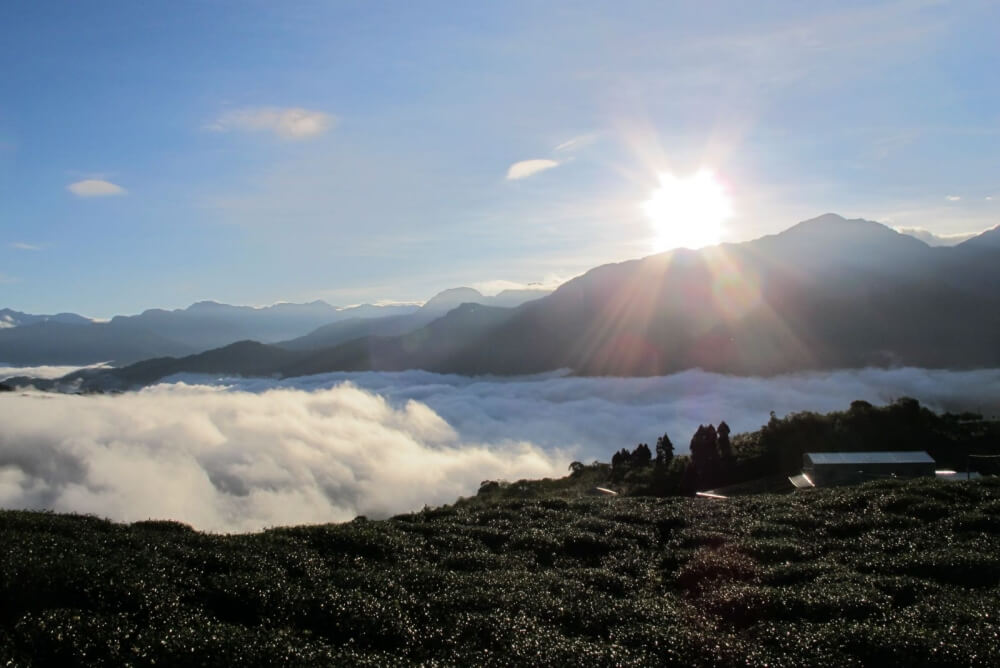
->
[579,420,736,494]
[561,397,1000,499]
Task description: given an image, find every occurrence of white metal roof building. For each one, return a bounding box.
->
[798,451,937,487]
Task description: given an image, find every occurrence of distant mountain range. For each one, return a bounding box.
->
[0,309,93,329]
[0,289,550,366]
[7,214,1000,390]
[279,287,554,352]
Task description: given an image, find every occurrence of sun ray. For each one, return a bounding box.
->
[563,243,819,376]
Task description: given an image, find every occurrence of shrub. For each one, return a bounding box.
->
[674,546,760,594]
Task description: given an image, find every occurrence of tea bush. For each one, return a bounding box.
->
[2,478,999,666]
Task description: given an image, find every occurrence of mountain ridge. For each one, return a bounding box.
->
[277,287,551,352]
[0,289,547,366]
[17,212,999,390]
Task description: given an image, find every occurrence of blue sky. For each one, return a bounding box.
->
[1,1,997,317]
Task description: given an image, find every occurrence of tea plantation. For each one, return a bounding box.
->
[2,478,1000,666]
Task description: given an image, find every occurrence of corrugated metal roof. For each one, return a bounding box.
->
[789,473,816,489]
[805,451,936,465]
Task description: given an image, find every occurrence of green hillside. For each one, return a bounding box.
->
[3,478,1000,666]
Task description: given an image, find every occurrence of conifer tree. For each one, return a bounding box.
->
[655,433,674,468]
[717,421,733,461]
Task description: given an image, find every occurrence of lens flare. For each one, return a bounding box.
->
[642,169,732,251]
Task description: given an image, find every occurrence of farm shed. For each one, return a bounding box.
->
[799,451,937,487]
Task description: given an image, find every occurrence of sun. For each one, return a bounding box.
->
[642,169,732,252]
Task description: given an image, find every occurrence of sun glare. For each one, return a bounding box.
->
[642,169,732,252]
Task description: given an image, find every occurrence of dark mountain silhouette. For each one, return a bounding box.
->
[421,287,485,312]
[276,314,419,352]
[957,223,1000,249]
[435,213,999,376]
[488,288,556,308]
[106,300,419,351]
[0,308,92,328]
[37,304,517,391]
[21,214,1000,388]
[0,299,416,365]
[75,341,302,390]
[279,287,549,351]
[0,321,199,366]
[0,290,548,366]
[282,303,517,376]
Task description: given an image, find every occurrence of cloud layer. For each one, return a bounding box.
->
[209,107,335,139]
[895,226,982,246]
[3,368,998,532]
[67,179,126,197]
[201,368,1000,453]
[1,363,111,381]
[0,383,565,532]
[506,159,559,180]
[470,276,568,295]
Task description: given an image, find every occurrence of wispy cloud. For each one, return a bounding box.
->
[554,134,597,152]
[1,362,111,381]
[0,273,20,284]
[945,195,961,201]
[9,242,41,251]
[67,179,127,197]
[471,275,569,295]
[208,107,335,140]
[506,159,559,180]
[895,226,984,246]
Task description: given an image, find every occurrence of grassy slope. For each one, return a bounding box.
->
[3,478,1000,666]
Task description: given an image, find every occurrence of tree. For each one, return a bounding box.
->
[568,461,585,476]
[716,421,735,483]
[689,425,707,475]
[717,421,733,461]
[611,447,633,482]
[690,424,722,488]
[705,424,719,459]
[632,443,652,466]
[680,458,700,496]
[655,433,674,468]
[611,448,631,471]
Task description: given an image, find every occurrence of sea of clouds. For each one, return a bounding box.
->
[0,362,112,381]
[2,367,999,532]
